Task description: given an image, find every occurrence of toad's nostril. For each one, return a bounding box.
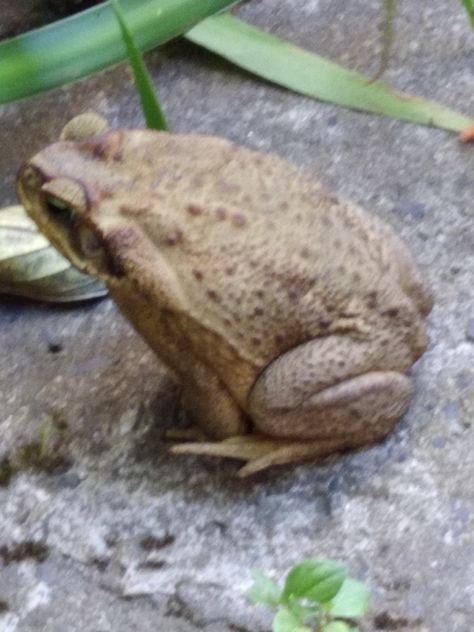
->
[17,165,44,203]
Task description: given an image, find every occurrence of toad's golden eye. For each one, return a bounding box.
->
[44,195,77,225]
[77,224,105,259]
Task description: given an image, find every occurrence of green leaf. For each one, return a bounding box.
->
[273,608,311,632]
[247,570,281,608]
[322,622,352,632]
[2,2,472,135]
[187,14,474,133]
[286,598,318,622]
[282,559,346,605]
[330,579,370,619]
[0,0,239,104]
[461,0,474,28]
[111,0,168,130]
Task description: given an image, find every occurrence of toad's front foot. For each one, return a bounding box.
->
[170,434,357,477]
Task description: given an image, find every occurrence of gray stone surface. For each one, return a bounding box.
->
[0,1,473,630]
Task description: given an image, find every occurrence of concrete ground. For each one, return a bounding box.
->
[0,1,473,630]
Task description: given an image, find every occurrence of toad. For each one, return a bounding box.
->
[17,114,432,476]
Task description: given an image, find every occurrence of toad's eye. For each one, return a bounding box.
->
[77,224,105,259]
[45,195,77,225]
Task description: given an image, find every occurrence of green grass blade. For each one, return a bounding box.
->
[187,14,473,133]
[0,0,238,104]
[111,0,168,130]
[461,0,474,28]
[371,0,396,81]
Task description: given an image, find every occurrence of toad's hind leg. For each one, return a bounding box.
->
[171,434,356,477]
[173,335,416,476]
[172,371,411,477]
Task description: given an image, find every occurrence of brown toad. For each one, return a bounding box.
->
[17,114,432,476]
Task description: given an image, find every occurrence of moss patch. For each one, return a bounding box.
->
[0,411,72,487]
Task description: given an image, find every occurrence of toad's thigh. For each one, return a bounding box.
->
[247,336,414,441]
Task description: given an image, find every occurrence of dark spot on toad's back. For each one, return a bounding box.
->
[165,231,183,246]
[231,213,247,227]
[366,291,378,309]
[187,204,203,216]
[207,289,220,302]
[90,138,111,159]
[87,131,124,161]
[119,204,151,216]
[382,308,399,318]
[318,318,332,329]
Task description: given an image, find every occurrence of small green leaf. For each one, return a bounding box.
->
[282,559,346,605]
[286,598,318,622]
[273,607,311,632]
[247,570,281,608]
[322,621,352,632]
[330,579,370,619]
[111,0,168,130]
[461,0,474,28]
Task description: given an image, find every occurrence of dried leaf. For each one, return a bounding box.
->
[0,205,107,302]
[460,124,474,142]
